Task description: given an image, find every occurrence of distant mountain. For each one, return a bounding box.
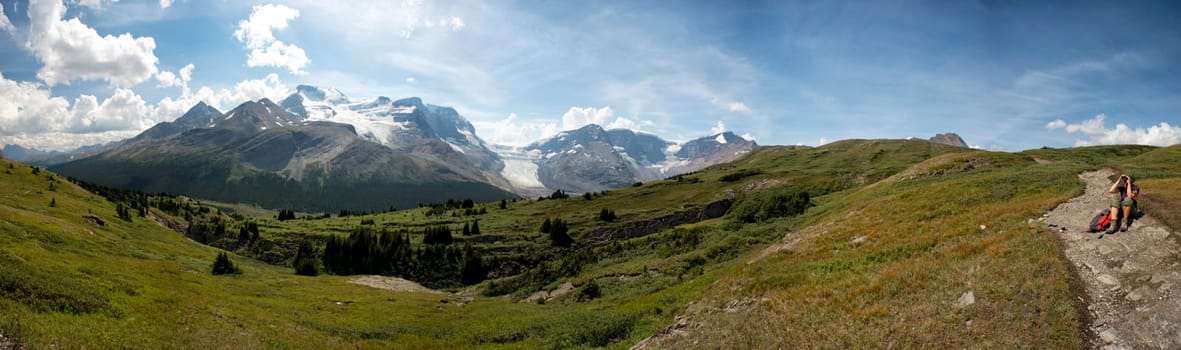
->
[501,125,758,194]
[929,133,968,148]
[2,143,109,166]
[43,83,760,208]
[279,85,509,189]
[53,97,514,212]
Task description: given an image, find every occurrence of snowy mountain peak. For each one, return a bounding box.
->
[393,97,425,108]
[295,84,349,104]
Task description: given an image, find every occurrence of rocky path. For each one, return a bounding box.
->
[1045,169,1181,349]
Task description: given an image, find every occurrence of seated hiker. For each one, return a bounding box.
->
[1106,174,1140,233]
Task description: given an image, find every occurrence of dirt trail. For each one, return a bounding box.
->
[1045,169,1181,349]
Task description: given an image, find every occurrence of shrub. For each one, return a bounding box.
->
[211,252,240,275]
[730,188,812,223]
[720,169,762,182]
[577,280,602,301]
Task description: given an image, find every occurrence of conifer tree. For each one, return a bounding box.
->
[471,220,481,235]
[211,252,240,275]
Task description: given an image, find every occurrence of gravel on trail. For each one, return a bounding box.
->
[1045,169,1181,350]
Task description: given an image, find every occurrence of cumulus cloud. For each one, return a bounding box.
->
[560,106,652,131]
[405,77,416,83]
[26,0,160,87]
[471,113,562,147]
[153,72,291,122]
[1046,114,1181,147]
[727,101,751,112]
[68,88,152,133]
[234,4,309,74]
[710,121,726,135]
[0,72,155,150]
[2,60,292,151]
[159,0,173,9]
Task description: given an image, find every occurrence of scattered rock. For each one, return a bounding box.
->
[1126,291,1142,302]
[979,225,987,231]
[82,214,105,226]
[851,235,868,244]
[955,291,975,307]
[1097,274,1120,287]
[1099,329,1119,343]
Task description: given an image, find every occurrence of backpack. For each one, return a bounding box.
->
[1088,208,1113,233]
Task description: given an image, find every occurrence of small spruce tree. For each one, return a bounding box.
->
[292,240,320,276]
[211,252,240,275]
[471,220,481,235]
[49,197,56,207]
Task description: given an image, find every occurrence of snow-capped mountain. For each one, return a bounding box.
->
[278,85,508,189]
[53,96,515,212]
[499,124,758,194]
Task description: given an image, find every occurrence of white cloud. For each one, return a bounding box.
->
[472,113,561,147]
[234,4,309,74]
[560,106,651,131]
[155,63,194,90]
[448,17,465,31]
[0,5,14,34]
[405,77,416,83]
[153,73,291,122]
[26,0,159,87]
[0,73,71,135]
[710,121,726,135]
[73,0,110,10]
[818,137,829,146]
[155,71,180,87]
[1047,114,1181,147]
[741,133,757,142]
[0,72,155,151]
[727,101,751,112]
[68,88,152,133]
[159,0,172,9]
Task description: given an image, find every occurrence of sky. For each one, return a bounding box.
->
[1,0,1180,152]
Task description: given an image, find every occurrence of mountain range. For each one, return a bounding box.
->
[47,85,759,211]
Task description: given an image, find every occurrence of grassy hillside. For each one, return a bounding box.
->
[3,142,1179,348]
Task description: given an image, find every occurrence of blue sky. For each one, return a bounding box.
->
[2,0,1180,151]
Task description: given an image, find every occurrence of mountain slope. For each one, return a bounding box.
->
[8,142,1181,348]
[52,98,513,211]
[279,85,510,190]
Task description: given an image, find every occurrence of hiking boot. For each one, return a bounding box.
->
[1121,221,1132,232]
[1106,218,1122,234]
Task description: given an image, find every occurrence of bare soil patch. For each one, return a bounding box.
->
[1045,169,1181,349]
[347,275,443,294]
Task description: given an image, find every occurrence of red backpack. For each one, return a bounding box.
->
[1088,208,1113,233]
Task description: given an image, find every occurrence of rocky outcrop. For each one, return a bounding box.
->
[587,199,733,241]
[929,133,968,148]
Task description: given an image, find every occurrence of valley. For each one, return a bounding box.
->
[3,140,1179,348]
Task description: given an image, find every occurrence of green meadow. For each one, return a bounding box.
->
[2,140,1179,348]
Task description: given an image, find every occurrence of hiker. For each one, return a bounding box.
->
[1106,174,1139,233]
